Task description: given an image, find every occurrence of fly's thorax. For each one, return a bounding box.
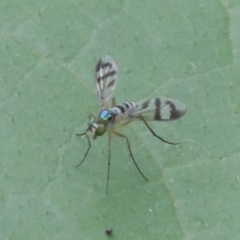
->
[98,109,115,122]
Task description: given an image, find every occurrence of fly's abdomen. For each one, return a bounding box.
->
[111,102,139,121]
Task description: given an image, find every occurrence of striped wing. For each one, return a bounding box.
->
[133,97,187,121]
[112,97,186,122]
[95,55,118,109]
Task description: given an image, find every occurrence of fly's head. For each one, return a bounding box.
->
[88,110,115,139]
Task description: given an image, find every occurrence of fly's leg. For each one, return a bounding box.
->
[139,116,179,145]
[76,133,91,168]
[113,131,148,181]
[106,133,112,194]
[75,113,96,167]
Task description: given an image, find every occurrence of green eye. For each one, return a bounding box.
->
[95,124,106,137]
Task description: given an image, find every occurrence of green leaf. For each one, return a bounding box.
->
[0,0,240,239]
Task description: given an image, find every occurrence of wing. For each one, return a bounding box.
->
[112,97,186,122]
[132,97,187,121]
[95,55,118,109]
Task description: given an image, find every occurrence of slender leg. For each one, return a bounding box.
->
[113,131,148,181]
[106,133,112,194]
[76,128,89,136]
[139,116,179,145]
[75,112,96,167]
[76,133,91,168]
